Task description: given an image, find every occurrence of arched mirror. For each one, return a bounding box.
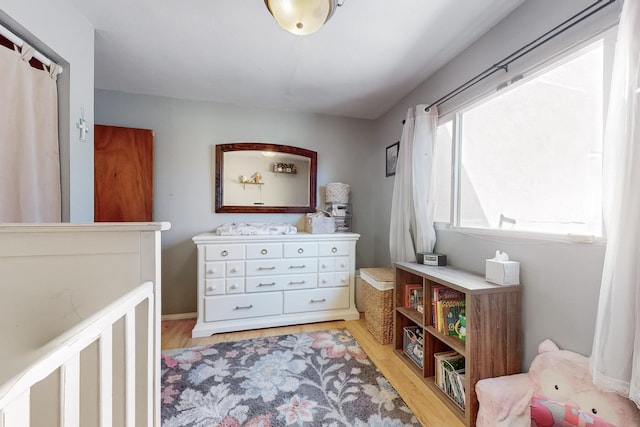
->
[215,143,317,213]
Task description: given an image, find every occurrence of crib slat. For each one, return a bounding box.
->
[60,353,80,427]
[0,389,30,427]
[125,310,135,427]
[99,329,113,427]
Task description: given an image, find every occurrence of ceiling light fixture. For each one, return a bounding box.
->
[264,0,344,36]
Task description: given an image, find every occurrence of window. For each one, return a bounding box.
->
[434,34,613,238]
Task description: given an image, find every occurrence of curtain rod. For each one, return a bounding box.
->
[420,0,616,114]
[0,22,63,74]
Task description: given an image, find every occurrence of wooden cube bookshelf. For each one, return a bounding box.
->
[393,262,522,427]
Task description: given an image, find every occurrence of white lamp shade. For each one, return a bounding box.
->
[265,0,337,35]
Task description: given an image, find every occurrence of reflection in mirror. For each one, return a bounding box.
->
[215,143,317,213]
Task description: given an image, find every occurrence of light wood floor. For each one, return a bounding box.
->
[162,316,464,427]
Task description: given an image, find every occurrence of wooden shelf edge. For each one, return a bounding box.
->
[424,325,466,356]
[396,307,424,326]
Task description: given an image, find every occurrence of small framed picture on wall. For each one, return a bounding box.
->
[386,141,399,177]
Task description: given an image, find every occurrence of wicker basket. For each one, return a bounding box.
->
[362,268,394,345]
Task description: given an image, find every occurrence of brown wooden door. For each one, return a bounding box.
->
[94,125,154,222]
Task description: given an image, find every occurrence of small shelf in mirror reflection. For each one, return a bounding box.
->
[241,182,265,190]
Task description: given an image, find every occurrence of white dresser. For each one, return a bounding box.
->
[191,232,361,337]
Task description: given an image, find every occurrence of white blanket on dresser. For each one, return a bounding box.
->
[215,223,297,236]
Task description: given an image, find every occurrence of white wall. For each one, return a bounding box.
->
[373,0,621,368]
[95,89,376,315]
[1,0,95,222]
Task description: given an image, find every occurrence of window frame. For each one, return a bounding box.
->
[433,28,616,244]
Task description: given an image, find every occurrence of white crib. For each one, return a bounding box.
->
[0,223,169,427]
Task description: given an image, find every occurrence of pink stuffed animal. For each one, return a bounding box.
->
[475,339,640,427]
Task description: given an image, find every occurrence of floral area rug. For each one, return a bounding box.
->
[161,328,420,426]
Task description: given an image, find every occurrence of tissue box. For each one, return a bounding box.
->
[485,259,520,285]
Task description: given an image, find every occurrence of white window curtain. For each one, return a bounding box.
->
[389,105,438,264]
[0,42,62,222]
[590,0,640,407]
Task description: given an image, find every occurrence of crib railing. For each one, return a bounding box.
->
[0,281,158,427]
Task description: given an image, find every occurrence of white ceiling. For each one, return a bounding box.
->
[73,0,526,120]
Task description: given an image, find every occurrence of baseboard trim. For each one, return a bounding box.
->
[161,312,197,321]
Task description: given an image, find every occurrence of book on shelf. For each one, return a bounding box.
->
[438,299,466,335]
[433,351,461,386]
[444,366,466,409]
[434,351,466,409]
[404,284,423,310]
[431,285,465,334]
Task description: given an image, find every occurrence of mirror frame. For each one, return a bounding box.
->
[215,142,317,213]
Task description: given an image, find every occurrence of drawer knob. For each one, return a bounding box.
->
[289,281,306,285]
[258,266,276,271]
[207,269,214,274]
[340,263,346,268]
[261,249,268,255]
[234,305,253,310]
[258,282,276,287]
[297,248,304,254]
[331,247,338,253]
[221,250,229,257]
[289,265,306,269]
[207,285,216,291]
[310,298,326,303]
[230,267,237,273]
[321,264,328,268]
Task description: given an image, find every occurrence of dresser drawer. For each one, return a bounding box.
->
[282,258,317,274]
[204,278,225,296]
[204,262,225,278]
[284,242,318,258]
[318,272,350,288]
[284,287,349,314]
[245,258,318,276]
[245,276,282,292]
[226,278,244,294]
[246,274,317,293]
[283,274,317,290]
[334,256,350,272]
[318,241,350,257]
[246,243,282,259]
[226,261,244,277]
[205,244,245,261]
[205,293,282,322]
[245,259,286,276]
[318,258,335,273]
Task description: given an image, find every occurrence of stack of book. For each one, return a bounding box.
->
[434,351,466,410]
[431,285,465,335]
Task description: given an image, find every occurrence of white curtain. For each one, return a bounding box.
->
[590,0,640,407]
[389,105,438,264]
[0,42,62,222]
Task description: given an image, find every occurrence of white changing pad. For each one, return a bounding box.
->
[215,223,298,236]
